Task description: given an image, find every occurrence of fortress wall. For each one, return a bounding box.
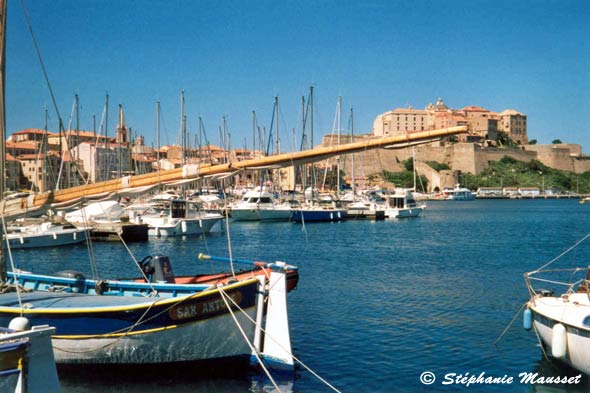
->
[326,137,585,188]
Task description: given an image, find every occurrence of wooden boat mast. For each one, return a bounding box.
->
[0,0,6,281]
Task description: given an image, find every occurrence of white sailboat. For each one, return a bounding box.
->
[524,234,590,375]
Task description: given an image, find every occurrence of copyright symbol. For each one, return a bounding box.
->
[420,371,436,385]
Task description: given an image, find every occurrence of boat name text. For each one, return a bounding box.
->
[170,292,243,320]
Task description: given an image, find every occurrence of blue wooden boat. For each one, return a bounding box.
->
[1,260,294,368]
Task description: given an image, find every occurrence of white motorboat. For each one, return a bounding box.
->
[384,190,424,219]
[129,199,223,237]
[3,221,87,249]
[446,184,475,201]
[230,188,292,221]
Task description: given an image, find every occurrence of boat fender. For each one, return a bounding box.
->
[523,309,532,330]
[181,221,188,233]
[551,323,567,359]
[8,317,30,332]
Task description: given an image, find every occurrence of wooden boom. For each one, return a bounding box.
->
[0,126,467,218]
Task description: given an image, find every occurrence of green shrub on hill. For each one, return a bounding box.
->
[460,156,590,193]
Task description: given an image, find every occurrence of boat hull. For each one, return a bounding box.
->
[0,279,259,365]
[3,228,87,249]
[386,207,423,219]
[231,208,292,221]
[529,295,590,375]
[52,306,257,364]
[291,208,347,222]
[146,217,221,237]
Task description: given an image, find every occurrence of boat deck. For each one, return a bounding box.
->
[0,291,158,309]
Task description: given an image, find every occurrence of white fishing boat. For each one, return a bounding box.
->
[524,233,590,375]
[230,188,292,221]
[3,220,87,249]
[129,199,223,237]
[384,190,424,219]
[0,319,60,393]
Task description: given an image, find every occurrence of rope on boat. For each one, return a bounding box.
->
[530,233,590,274]
[217,285,282,393]
[494,302,526,346]
[79,200,101,283]
[223,205,236,278]
[219,284,342,393]
[532,319,550,361]
[51,285,214,354]
[51,298,159,354]
[0,205,25,315]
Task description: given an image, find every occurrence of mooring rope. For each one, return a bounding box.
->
[219,283,342,393]
[217,284,282,392]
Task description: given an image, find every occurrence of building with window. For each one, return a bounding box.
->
[498,109,528,145]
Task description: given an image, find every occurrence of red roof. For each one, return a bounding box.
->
[16,154,42,160]
[12,128,56,136]
[462,106,490,112]
[5,141,37,149]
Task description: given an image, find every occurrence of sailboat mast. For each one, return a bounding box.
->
[336,95,341,194]
[350,107,355,200]
[412,146,416,191]
[275,96,280,154]
[0,0,6,281]
[251,110,256,157]
[156,100,161,189]
[309,86,315,202]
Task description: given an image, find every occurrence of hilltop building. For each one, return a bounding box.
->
[373,98,525,145]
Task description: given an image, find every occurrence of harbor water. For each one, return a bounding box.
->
[10,199,590,392]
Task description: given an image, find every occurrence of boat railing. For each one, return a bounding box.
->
[524,267,590,298]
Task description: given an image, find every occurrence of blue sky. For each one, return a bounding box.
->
[6,0,590,152]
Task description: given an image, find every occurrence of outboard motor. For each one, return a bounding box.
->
[54,270,86,293]
[141,255,175,283]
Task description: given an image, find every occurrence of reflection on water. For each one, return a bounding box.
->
[59,358,296,393]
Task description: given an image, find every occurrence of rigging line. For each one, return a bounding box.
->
[20,0,64,129]
[532,233,590,273]
[116,228,154,292]
[217,285,282,393]
[55,288,213,355]
[0,204,24,315]
[80,200,100,281]
[223,205,236,278]
[494,302,527,346]
[22,0,88,186]
[52,298,159,354]
[532,321,550,361]
[220,284,342,393]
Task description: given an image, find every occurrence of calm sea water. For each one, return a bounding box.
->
[10,199,590,392]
